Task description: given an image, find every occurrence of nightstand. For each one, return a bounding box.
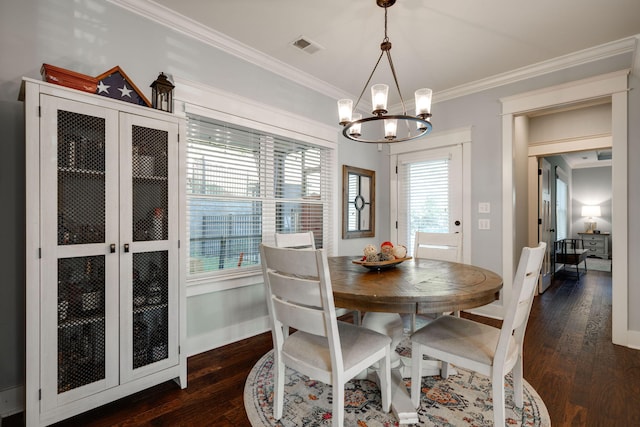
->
[578,232,610,259]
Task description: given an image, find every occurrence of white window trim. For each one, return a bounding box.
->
[173,76,339,296]
[389,127,472,263]
[555,166,570,240]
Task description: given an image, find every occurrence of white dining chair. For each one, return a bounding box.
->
[274,231,360,326]
[411,232,463,328]
[410,242,546,426]
[260,244,392,427]
[413,231,462,263]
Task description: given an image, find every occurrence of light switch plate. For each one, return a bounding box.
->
[478,219,490,230]
[479,202,490,213]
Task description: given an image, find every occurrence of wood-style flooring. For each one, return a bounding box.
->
[5,269,639,426]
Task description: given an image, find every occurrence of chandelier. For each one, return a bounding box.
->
[337,0,433,143]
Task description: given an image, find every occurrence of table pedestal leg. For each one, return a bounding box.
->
[361,312,418,425]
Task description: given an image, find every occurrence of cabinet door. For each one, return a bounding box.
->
[39,95,120,411]
[119,113,180,382]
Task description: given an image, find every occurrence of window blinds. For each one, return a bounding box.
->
[186,114,332,276]
[398,156,450,254]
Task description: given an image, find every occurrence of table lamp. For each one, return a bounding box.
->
[581,205,601,233]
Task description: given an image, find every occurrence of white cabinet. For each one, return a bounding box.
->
[578,232,610,259]
[22,78,186,426]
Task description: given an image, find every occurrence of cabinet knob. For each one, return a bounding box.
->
[124,243,130,253]
[110,243,116,253]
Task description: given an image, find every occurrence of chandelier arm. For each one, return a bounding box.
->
[386,50,408,114]
[353,50,386,112]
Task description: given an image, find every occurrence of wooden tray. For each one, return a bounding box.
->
[352,257,412,270]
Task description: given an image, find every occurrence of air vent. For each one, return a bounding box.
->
[597,150,612,161]
[292,36,324,54]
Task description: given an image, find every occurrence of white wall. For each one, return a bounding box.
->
[571,167,613,237]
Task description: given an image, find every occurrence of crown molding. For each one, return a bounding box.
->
[109,0,637,105]
[107,0,351,101]
[434,36,637,104]
[632,35,640,77]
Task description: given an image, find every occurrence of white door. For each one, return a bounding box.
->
[538,158,553,293]
[393,145,463,256]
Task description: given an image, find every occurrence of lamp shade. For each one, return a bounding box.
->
[581,205,601,217]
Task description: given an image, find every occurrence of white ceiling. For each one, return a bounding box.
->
[149,0,640,108]
[128,0,638,167]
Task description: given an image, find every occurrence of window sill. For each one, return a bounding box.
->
[186,267,263,297]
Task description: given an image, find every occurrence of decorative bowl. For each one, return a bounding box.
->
[352,257,412,270]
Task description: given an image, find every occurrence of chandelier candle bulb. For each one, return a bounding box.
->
[337,99,353,125]
[371,84,389,114]
[384,119,397,140]
[415,88,432,116]
[350,113,363,137]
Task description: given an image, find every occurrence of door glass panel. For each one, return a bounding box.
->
[132,251,169,369]
[57,256,106,393]
[132,126,168,241]
[57,110,106,245]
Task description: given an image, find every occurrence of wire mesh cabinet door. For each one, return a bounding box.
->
[39,95,120,411]
[119,113,180,383]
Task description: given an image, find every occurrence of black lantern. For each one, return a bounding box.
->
[150,72,174,113]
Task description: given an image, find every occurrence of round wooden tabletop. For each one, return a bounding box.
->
[329,256,503,315]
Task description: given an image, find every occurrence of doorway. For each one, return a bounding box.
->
[530,149,613,293]
[501,70,628,346]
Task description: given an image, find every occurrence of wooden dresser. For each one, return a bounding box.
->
[578,232,610,259]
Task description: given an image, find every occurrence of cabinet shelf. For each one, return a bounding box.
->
[58,314,105,329]
[58,166,106,176]
[132,174,168,181]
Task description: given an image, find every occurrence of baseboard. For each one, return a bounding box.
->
[627,330,640,350]
[0,385,24,419]
[186,315,271,357]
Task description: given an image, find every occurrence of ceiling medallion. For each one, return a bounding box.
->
[337,0,432,143]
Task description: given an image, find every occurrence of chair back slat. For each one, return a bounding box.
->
[267,271,323,307]
[272,297,328,337]
[262,244,323,278]
[414,232,462,262]
[274,231,316,249]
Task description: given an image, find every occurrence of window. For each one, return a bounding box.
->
[186,114,332,277]
[396,146,462,255]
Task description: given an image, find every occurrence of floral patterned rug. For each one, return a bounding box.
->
[244,349,550,426]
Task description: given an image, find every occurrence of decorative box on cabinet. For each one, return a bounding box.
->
[22,78,186,426]
[578,232,610,259]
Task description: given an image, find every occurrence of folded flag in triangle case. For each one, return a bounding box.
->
[95,66,151,107]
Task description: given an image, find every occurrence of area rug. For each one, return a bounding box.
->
[586,257,611,272]
[244,350,550,426]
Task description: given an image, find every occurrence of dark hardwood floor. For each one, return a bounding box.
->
[6,269,639,426]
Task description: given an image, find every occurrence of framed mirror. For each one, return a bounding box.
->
[342,165,375,239]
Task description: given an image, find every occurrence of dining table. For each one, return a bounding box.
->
[328,255,503,424]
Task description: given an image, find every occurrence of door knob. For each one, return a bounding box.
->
[454,220,461,226]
